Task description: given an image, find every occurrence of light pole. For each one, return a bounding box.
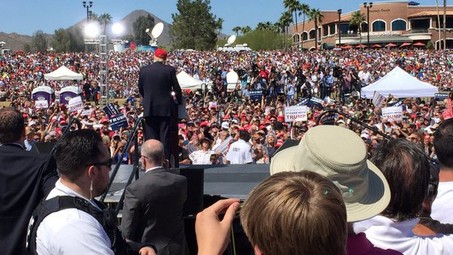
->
[82,1,93,21]
[364,2,373,48]
[337,9,342,46]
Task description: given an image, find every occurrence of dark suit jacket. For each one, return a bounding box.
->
[0,143,58,255]
[138,62,182,117]
[121,168,188,255]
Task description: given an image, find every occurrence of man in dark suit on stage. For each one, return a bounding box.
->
[0,107,58,255]
[121,139,188,255]
[138,48,182,166]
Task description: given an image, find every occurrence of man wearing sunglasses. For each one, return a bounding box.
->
[28,129,156,255]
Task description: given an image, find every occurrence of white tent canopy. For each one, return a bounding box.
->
[361,66,438,98]
[44,66,83,81]
[177,71,205,90]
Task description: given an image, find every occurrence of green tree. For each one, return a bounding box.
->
[283,0,301,33]
[68,28,85,52]
[278,11,293,50]
[256,22,274,31]
[23,43,31,53]
[171,0,221,50]
[31,30,48,53]
[308,8,323,50]
[216,18,224,39]
[240,29,282,50]
[133,14,155,45]
[349,10,365,34]
[51,28,71,52]
[232,26,242,36]
[97,13,112,34]
[241,26,252,35]
[299,3,310,49]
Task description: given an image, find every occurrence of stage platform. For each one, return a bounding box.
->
[103,163,269,206]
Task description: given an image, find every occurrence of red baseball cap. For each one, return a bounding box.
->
[154,48,167,59]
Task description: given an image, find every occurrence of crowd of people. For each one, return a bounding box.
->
[1,48,452,166]
[2,46,453,254]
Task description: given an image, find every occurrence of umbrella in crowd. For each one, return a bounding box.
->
[385,43,397,48]
[413,42,426,47]
[400,42,412,47]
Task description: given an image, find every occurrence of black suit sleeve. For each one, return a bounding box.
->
[40,155,58,197]
[121,185,143,242]
[171,67,183,105]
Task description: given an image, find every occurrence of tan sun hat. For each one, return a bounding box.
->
[270,125,390,222]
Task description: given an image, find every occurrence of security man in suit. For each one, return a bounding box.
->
[0,107,58,255]
[138,48,182,167]
[121,139,189,255]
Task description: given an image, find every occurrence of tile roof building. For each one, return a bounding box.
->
[290,1,453,50]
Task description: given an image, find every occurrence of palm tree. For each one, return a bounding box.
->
[232,26,241,36]
[299,3,310,49]
[349,11,365,34]
[279,11,293,50]
[98,13,112,34]
[216,18,224,39]
[284,0,301,33]
[241,26,252,35]
[309,8,323,50]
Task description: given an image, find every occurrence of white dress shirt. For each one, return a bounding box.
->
[35,179,113,255]
[431,181,453,224]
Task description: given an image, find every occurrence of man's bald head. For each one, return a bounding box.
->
[141,139,164,166]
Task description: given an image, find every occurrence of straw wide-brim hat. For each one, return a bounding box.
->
[270,125,390,222]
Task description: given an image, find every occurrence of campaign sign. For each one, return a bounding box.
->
[249,90,263,101]
[435,92,449,101]
[319,112,337,125]
[68,96,83,112]
[81,109,93,117]
[109,114,129,131]
[382,106,403,122]
[372,91,385,108]
[103,103,120,118]
[284,106,308,122]
[35,100,49,109]
[214,136,233,155]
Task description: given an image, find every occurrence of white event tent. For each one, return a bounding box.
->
[361,66,438,98]
[177,71,205,90]
[44,66,83,81]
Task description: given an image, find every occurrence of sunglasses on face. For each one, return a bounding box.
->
[87,158,113,169]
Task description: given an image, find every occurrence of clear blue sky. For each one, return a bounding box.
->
[0,0,441,36]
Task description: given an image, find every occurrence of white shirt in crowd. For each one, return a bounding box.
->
[226,139,253,164]
[189,149,214,165]
[354,215,453,255]
[35,179,113,255]
[431,181,453,224]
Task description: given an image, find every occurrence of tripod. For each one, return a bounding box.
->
[100,117,144,216]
